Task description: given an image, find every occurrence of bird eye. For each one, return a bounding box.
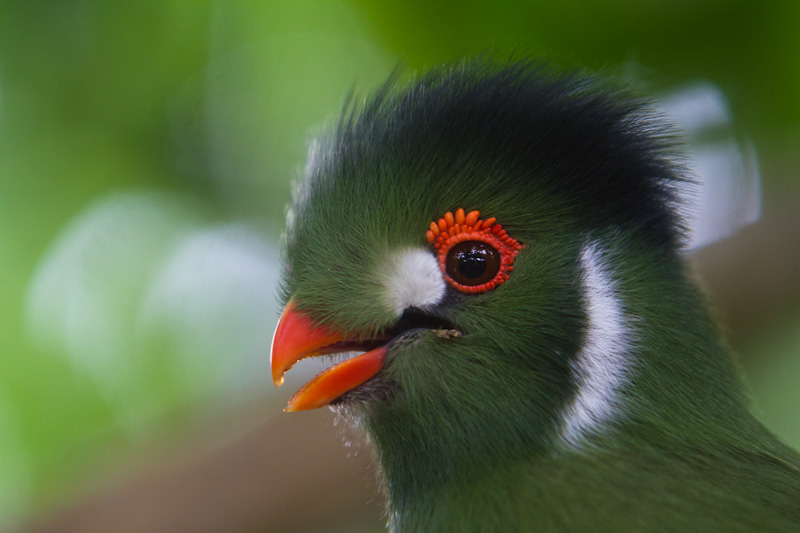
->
[446,241,500,286]
[426,208,522,294]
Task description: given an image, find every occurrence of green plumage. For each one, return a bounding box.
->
[278,59,800,531]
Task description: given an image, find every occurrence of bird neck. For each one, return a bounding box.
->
[362,400,552,531]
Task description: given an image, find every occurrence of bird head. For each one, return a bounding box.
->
[270,60,746,483]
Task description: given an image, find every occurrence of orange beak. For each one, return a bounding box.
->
[270,300,388,411]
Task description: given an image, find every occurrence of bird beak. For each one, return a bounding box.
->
[270,299,388,411]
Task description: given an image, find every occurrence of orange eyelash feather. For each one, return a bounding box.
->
[427,208,522,293]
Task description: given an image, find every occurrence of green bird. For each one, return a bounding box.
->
[270,59,800,532]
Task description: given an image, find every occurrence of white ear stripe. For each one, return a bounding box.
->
[381,249,446,317]
[558,241,632,449]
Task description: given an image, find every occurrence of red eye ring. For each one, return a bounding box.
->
[426,208,522,294]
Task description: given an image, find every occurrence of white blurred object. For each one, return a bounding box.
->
[26,192,194,387]
[136,224,281,398]
[658,83,761,251]
[26,191,283,432]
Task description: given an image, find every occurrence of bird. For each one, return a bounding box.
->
[269,59,800,532]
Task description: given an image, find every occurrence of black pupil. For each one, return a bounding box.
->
[445,241,500,286]
[457,249,488,279]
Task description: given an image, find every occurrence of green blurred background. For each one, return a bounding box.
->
[1,1,799,531]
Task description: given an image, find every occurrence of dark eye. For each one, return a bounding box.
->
[445,241,500,287]
[427,209,522,294]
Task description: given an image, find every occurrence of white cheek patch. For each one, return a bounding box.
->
[558,241,633,449]
[381,248,446,317]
